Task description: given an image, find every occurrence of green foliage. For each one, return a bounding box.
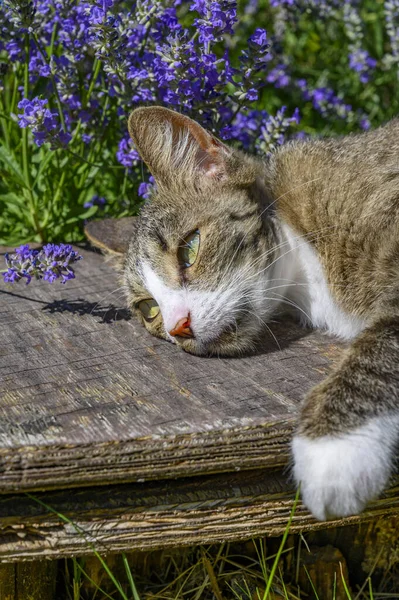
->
[0,79,132,244]
[2,0,399,244]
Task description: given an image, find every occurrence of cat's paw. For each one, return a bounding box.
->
[292,416,398,521]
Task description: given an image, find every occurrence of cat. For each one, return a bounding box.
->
[86,106,399,522]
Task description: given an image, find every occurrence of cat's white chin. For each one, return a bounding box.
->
[292,415,399,521]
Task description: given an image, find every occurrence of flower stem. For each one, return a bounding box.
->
[86,59,102,106]
[22,34,44,243]
[0,95,10,149]
[32,33,66,132]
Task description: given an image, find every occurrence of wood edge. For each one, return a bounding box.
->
[0,420,295,493]
[0,473,398,562]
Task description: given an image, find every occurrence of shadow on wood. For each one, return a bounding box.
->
[42,298,132,323]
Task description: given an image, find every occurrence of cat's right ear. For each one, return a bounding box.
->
[84,217,137,256]
[128,107,232,184]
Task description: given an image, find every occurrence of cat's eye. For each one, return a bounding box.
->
[138,298,160,322]
[178,230,200,268]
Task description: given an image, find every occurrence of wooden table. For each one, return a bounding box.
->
[1,245,399,571]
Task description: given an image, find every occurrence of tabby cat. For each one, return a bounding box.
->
[86,106,399,521]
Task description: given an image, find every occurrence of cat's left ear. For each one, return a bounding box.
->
[128,107,232,183]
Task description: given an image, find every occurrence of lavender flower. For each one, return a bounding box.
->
[138,176,156,200]
[384,0,399,72]
[116,137,140,168]
[18,97,71,147]
[256,106,300,155]
[3,244,82,285]
[4,0,300,169]
[266,64,290,88]
[1,0,390,248]
[349,49,377,84]
[192,0,237,44]
[296,78,368,125]
[343,2,377,83]
[83,195,106,209]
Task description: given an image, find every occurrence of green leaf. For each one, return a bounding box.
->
[0,192,26,207]
[32,149,55,190]
[78,205,98,219]
[0,145,28,189]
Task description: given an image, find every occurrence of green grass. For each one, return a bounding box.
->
[59,539,391,600]
[27,492,399,600]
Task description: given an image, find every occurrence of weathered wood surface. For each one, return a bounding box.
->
[1,250,399,563]
[0,469,398,562]
[0,246,344,493]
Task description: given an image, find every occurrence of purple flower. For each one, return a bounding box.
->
[246,88,258,101]
[360,117,371,130]
[0,0,345,245]
[193,0,237,44]
[81,133,92,144]
[6,41,22,61]
[3,244,82,285]
[256,106,300,155]
[3,268,22,283]
[343,3,377,83]
[138,176,156,200]
[18,97,70,148]
[270,0,295,5]
[190,0,207,13]
[15,244,33,260]
[84,195,106,208]
[266,65,290,88]
[349,49,377,83]
[250,28,268,48]
[116,137,140,168]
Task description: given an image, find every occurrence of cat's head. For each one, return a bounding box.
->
[86,107,283,356]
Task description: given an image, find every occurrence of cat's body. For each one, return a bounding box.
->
[274,128,399,333]
[86,108,399,521]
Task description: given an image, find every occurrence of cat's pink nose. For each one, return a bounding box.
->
[169,316,193,338]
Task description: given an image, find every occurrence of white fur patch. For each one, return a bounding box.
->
[140,261,243,345]
[140,262,188,341]
[282,224,366,340]
[292,415,399,520]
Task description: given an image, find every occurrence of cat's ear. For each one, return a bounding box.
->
[128,107,231,183]
[85,217,137,256]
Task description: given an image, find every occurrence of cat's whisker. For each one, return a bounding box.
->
[225,222,338,289]
[219,177,322,282]
[264,293,313,323]
[231,225,336,290]
[239,307,282,350]
[90,285,127,317]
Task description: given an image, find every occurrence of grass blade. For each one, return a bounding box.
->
[262,487,300,600]
[122,553,141,600]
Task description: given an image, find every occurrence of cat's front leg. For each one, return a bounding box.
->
[292,316,399,521]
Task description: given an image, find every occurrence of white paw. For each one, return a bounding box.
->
[292,415,399,521]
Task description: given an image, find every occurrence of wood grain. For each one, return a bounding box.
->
[0,246,344,493]
[1,258,398,563]
[0,469,398,562]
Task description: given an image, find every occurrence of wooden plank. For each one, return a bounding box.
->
[0,247,344,493]
[0,470,397,562]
